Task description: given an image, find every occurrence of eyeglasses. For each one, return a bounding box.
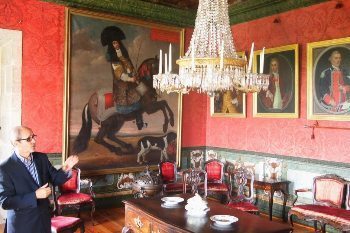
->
[17,134,37,142]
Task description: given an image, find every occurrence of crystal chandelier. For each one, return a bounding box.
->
[153,0,269,95]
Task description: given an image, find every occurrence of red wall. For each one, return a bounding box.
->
[199,1,350,163]
[0,0,65,152]
[1,0,350,163]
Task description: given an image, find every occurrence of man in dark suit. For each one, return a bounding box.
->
[0,126,79,233]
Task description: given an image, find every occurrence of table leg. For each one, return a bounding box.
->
[281,187,288,222]
[269,188,275,221]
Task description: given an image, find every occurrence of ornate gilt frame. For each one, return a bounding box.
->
[307,37,350,121]
[63,8,184,176]
[253,44,299,118]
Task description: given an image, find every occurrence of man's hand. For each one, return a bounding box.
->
[62,155,79,172]
[35,183,51,199]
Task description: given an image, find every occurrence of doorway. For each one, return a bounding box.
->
[0,28,22,223]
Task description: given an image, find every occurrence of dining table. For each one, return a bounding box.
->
[123,193,293,233]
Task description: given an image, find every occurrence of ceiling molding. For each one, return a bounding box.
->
[44,0,196,27]
[228,0,327,25]
[43,0,327,27]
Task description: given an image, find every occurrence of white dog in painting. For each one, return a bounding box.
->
[136,132,177,164]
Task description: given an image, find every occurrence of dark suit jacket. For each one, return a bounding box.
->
[0,152,70,233]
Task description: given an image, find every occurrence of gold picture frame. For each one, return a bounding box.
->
[210,52,246,118]
[307,37,350,121]
[253,44,299,118]
[63,8,184,176]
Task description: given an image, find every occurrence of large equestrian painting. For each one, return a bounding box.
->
[64,9,183,175]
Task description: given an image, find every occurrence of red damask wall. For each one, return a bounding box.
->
[0,0,65,152]
[200,1,350,163]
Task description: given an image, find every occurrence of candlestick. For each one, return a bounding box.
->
[248,42,254,72]
[159,49,162,74]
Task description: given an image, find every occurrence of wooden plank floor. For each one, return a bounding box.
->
[0,207,314,233]
[78,207,314,233]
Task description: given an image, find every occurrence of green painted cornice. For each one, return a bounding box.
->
[44,0,327,27]
[44,0,196,27]
[228,0,327,25]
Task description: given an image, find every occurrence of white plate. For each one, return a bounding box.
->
[161,203,182,208]
[210,215,238,225]
[161,197,184,205]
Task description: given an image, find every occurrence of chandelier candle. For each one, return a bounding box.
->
[159,49,162,74]
[259,47,265,74]
[248,42,254,72]
[165,53,168,74]
[169,44,172,72]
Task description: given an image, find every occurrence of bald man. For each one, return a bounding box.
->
[0,126,79,233]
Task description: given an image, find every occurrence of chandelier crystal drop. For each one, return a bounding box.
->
[153,0,269,95]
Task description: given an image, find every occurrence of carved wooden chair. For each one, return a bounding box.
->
[226,166,259,214]
[54,168,95,224]
[288,174,350,233]
[158,161,188,194]
[198,159,229,201]
[51,186,85,233]
[182,168,207,197]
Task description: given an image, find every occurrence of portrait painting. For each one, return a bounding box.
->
[63,9,184,175]
[210,90,246,117]
[253,44,299,118]
[307,37,350,121]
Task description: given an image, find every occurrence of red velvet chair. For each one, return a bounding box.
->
[51,186,85,233]
[158,161,187,194]
[51,216,85,233]
[226,166,259,214]
[55,168,95,224]
[199,159,229,201]
[288,174,350,233]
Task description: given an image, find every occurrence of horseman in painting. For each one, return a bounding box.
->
[73,26,174,155]
[101,26,145,129]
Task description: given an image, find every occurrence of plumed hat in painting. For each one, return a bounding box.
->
[101,26,126,46]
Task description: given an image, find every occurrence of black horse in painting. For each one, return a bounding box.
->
[73,58,174,154]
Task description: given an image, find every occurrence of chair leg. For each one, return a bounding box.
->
[90,201,96,226]
[313,220,318,232]
[289,214,294,227]
[80,222,85,233]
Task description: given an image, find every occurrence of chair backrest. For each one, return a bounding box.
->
[182,168,207,197]
[59,167,80,194]
[204,159,224,183]
[158,161,177,183]
[190,150,204,170]
[313,174,347,208]
[229,166,254,203]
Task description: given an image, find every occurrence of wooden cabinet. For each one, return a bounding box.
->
[124,204,185,233]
